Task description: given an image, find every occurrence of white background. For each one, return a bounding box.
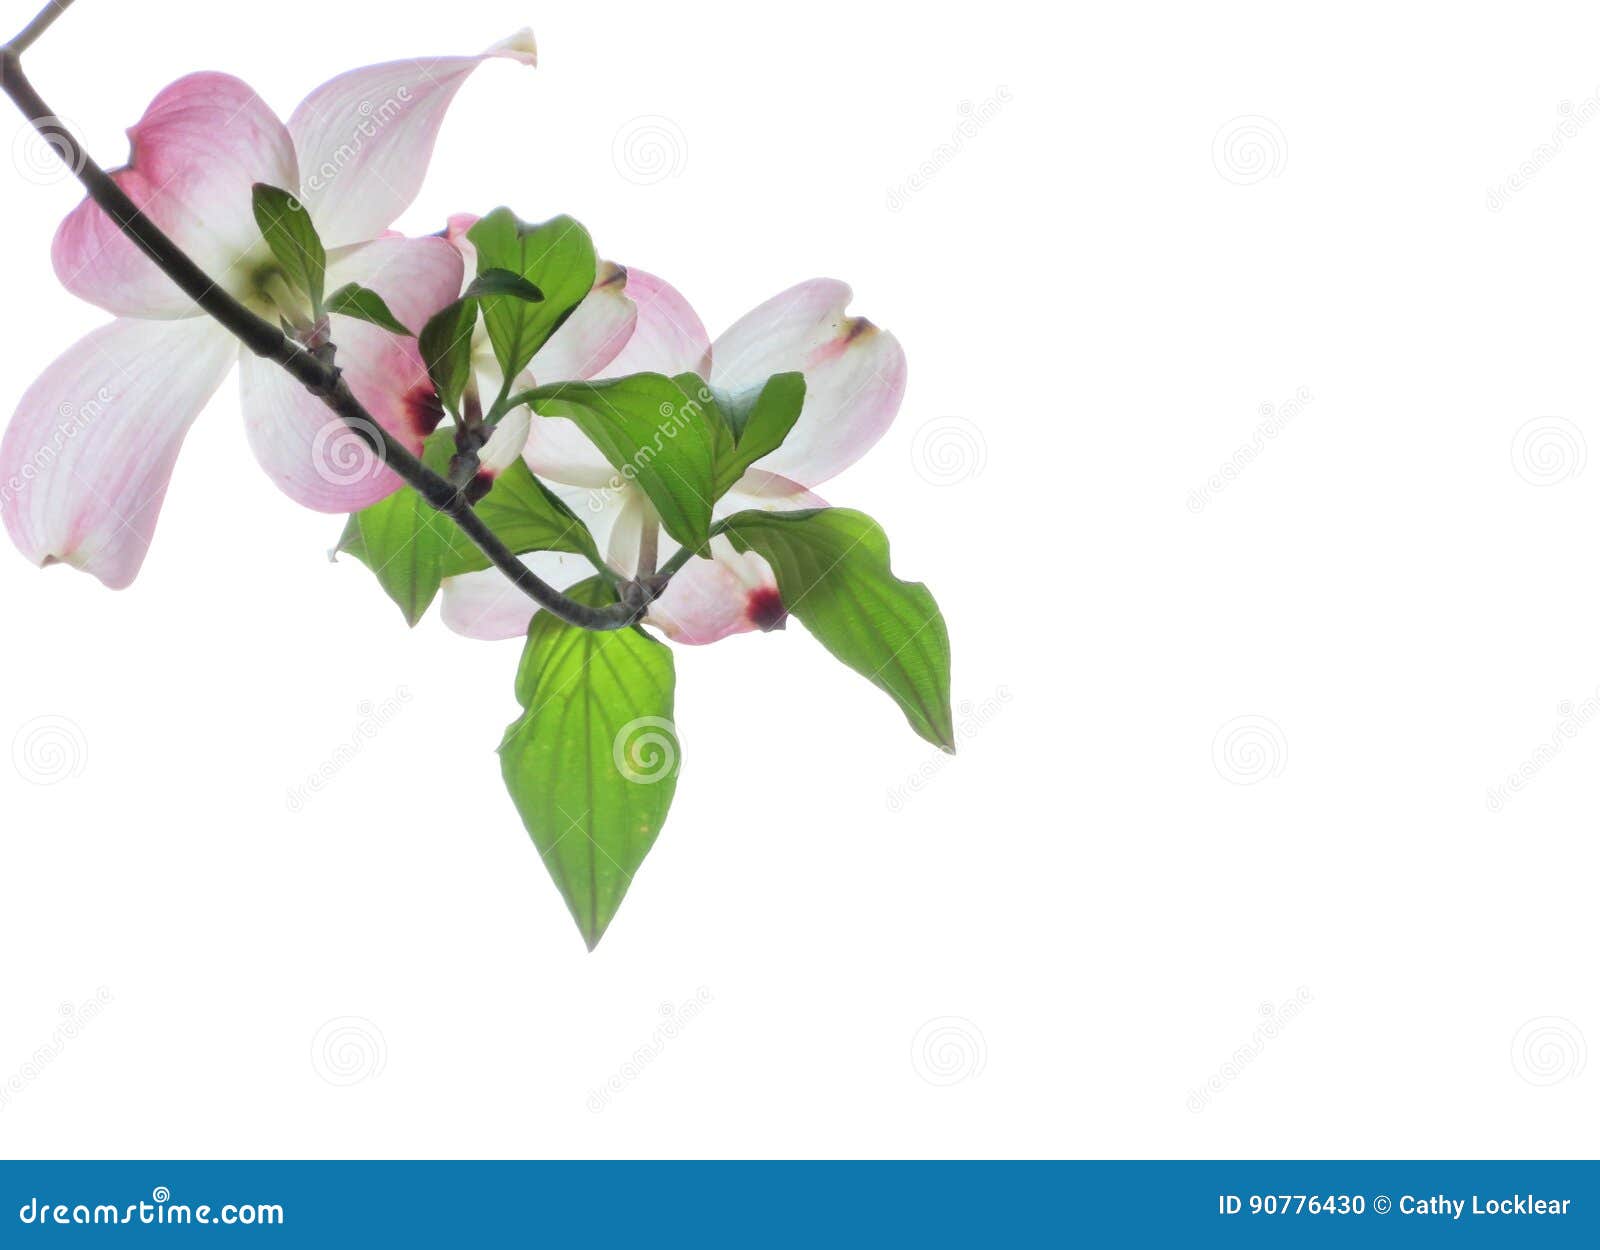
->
[0,0,1595,1159]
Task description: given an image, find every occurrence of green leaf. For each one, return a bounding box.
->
[466,210,597,380]
[418,298,478,416]
[437,458,604,578]
[339,435,458,626]
[335,512,366,563]
[696,371,807,497]
[337,431,604,624]
[499,577,679,950]
[464,267,545,303]
[720,508,954,750]
[325,282,411,336]
[520,374,718,555]
[251,183,325,312]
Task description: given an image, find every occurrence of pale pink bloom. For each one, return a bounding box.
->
[438,212,638,488]
[440,270,907,645]
[0,34,537,588]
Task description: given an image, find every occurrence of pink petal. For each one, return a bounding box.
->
[520,265,641,489]
[439,479,624,640]
[644,542,780,645]
[596,267,712,379]
[290,32,537,249]
[52,73,297,318]
[477,407,530,480]
[441,212,480,274]
[445,213,480,244]
[710,278,906,488]
[438,551,592,641]
[521,420,625,490]
[242,236,461,511]
[600,486,651,575]
[527,262,636,383]
[732,467,831,506]
[646,471,826,646]
[0,317,238,588]
[327,233,464,335]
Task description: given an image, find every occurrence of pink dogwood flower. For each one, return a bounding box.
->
[436,211,638,489]
[439,269,907,645]
[0,33,537,588]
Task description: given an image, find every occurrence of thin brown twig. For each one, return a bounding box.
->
[5,0,71,54]
[0,5,646,631]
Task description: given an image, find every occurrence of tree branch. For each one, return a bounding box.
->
[6,0,71,54]
[0,8,647,631]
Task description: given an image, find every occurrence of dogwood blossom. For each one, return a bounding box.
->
[0,33,536,587]
[439,270,907,644]
[436,211,637,488]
